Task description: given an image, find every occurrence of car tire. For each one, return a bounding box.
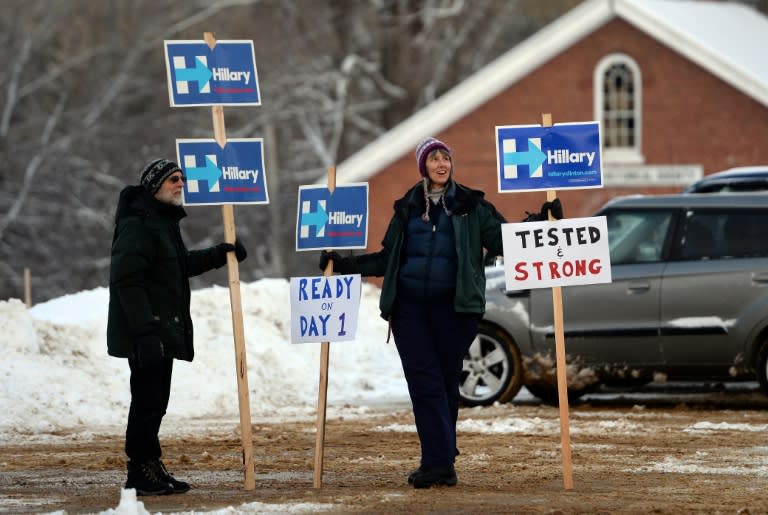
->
[757,341,768,395]
[524,383,588,406]
[460,323,523,406]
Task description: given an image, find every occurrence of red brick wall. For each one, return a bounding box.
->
[364,18,768,261]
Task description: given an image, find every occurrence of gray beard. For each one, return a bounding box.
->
[155,190,183,206]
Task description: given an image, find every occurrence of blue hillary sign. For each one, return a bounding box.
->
[296,184,368,251]
[176,139,269,205]
[164,40,260,106]
[495,121,603,192]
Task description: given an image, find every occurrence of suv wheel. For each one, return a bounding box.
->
[460,323,523,406]
[757,341,768,395]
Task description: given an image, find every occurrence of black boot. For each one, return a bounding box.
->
[153,459,190,493]
[125,461,174,496]
[409,449,460,484]
[407,466,424,485]
[411,464,458,489]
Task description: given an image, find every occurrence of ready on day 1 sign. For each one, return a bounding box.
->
[290,274,362,343]
[501,216,612,290]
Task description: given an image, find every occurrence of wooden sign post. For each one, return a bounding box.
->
[542,112,574,490]
[23,268,31,308]
[205,31,255,491]
[313,165,336,489]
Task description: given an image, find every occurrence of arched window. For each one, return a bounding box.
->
[594,53,643,163]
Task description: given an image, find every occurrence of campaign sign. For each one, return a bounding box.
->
[501,216,612,290]
[164,40,260,106]
[296,184,368,251]
[495,121,602,192]
[176,139,269,205]
[290,274,361,343]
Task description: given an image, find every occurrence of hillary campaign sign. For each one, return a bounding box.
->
[501,217,612,290]
[290,274,362,343]
[164,40,260,106]
[296,184,368,251]
[495,122,602,192]
[176,139,269,205]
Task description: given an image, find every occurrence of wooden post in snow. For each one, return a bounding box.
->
[23,268,31,308]
[313,165,336,489]
[205,31,255,492]
[542,112,574,490]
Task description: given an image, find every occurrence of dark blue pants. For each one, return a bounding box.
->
[125,357,174,464]
[391,300,479,468]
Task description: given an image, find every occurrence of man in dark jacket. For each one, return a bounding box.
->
[108,158,247,496]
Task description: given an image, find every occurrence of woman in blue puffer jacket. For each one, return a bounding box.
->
[319,137,561,488]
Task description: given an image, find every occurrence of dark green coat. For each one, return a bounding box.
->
[353,182,506,320]
[107,185,226,361]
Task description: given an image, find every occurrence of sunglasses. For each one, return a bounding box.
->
[168,175,187,184]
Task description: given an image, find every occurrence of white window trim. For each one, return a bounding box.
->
[594,53,644,164]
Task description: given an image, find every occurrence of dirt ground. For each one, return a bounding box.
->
[2,384,768,514]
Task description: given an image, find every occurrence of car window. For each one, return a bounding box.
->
[677,209,768,260]
[606,210,673,265]
[722,211,768,258]
[679,211,719,260]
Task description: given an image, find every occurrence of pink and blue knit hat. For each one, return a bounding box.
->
[415,137,451,178]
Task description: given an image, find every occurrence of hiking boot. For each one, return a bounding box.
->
[125,461,174,496]
[153,459,190,493]
[411,465,458,489]
[407,466,424,485]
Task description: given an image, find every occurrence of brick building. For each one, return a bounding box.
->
[331,0,768,257]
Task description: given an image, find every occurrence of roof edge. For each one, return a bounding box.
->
[615,0,768,109]
[331,0,613,184]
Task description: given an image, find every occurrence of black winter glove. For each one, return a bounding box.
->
[135,333,164,368]
[318,250,356,274]
[233,239,247,262]
[215,239,248,264]
[522,198,564,222]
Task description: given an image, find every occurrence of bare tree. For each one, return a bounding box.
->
[0,0,578,303]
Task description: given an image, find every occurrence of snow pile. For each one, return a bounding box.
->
[0,279,408,439]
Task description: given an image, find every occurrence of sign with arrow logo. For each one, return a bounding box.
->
[495,121,602,192]
[176,138,269,205]
[296,184,368,251]
[164,40,260,106]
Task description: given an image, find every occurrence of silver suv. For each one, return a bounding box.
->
[461,193,768,405]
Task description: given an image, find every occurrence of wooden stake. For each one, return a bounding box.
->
[222,203,256,491]
[204,31,217,50]
[542,112,574,490]
[23,268,31,308]
[313,165,336,489]
[207,29,254,490]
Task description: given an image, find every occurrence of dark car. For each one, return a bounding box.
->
[683,166,768,193]
[461,193,768,405]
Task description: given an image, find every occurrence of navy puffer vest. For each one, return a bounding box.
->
[397,199,457,304]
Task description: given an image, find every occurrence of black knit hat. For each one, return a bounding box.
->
[139,158,182,194]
